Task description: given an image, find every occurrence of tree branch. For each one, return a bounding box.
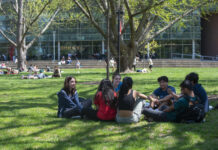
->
[95,0,106,14]
[138,2,206,50]
[83,0,93,20]
[132,0,166,17]
[73,0,107,38]
[10,0,18,14]
[0,29,17,46]
[121,19,129,36]
[150,7,201,40]
[5,28,16,37]
[137,15,157,43]
[124,0,135,43]
[135,13,148,41]
[26,8,60,49]
[21,1,51,44]
[108,0,117,37]
[73,0,91,19]
[0,0,7,15]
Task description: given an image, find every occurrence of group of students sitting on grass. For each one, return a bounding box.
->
[57,72,209,123]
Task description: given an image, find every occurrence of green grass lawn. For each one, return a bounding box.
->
[0,68,218,150]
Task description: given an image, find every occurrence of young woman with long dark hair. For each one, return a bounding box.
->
[112,73,122,93]
[116,77,148,123]
[57,76,92,118]
[83,79,118,121]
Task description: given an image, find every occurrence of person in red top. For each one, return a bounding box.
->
[82,79,118,121]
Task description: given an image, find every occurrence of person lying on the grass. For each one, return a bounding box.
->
[112,73,122,93]
[82,79,118,121]
[57,76,92,118]
[21,70,48,79]
[148,76,176,110]
[37,69,47,79]
[21,71,39,79]
[142,80,196,122]
[185,72,209,113]
[116,77,148,123]
[3,67,19,75]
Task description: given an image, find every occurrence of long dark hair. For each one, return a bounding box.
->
[63,76,77,95]
[118,77,133,100]
[95,79,117,107]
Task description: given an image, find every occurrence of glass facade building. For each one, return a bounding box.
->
[0,10,214,60]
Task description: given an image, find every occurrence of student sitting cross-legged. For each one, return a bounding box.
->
[142,80,196,122]
[148,76,176,110]
[57,76,92,118]
[116,77,148,123]
[185,72,209,113]
[82,79,118,121]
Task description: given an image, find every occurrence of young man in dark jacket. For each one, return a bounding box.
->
[185,72,209,112]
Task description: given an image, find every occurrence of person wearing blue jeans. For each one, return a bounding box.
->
[143,80,195,122]
[57,76,92,118]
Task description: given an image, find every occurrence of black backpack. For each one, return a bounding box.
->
[176,96,206,123]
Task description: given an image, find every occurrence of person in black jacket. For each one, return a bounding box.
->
[185,72,209,113]
[57,76,92,118]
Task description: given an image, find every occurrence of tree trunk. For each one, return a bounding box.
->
[119,55,132,72]
[115,46,136,73]
[17,0,27,71]
[18,46,27,71]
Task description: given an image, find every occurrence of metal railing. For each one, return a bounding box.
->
[171,53,218,61]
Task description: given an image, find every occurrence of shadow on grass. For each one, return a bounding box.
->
[0,109,218,149]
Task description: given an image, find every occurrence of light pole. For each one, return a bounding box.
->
[53,31,56,61]
[106,2,110,79]
[116,5,123,73]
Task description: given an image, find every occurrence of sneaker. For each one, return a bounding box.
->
[71,116,81,119]
[209,105,213,110]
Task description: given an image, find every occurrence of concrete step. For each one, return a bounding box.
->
[1,59,218,69]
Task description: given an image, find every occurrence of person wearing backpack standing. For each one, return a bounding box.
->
[185,72,209,113]
[142,80,196,122]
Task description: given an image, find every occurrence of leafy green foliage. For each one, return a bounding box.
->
[140,40,160,55]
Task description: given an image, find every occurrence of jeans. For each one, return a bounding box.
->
[142,107,169,122]
[82,107,99,120]
[204,98,209,113]
[63,98,92,118]
[116,99,145,123]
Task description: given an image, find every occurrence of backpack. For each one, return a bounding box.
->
[176,96,206,123]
